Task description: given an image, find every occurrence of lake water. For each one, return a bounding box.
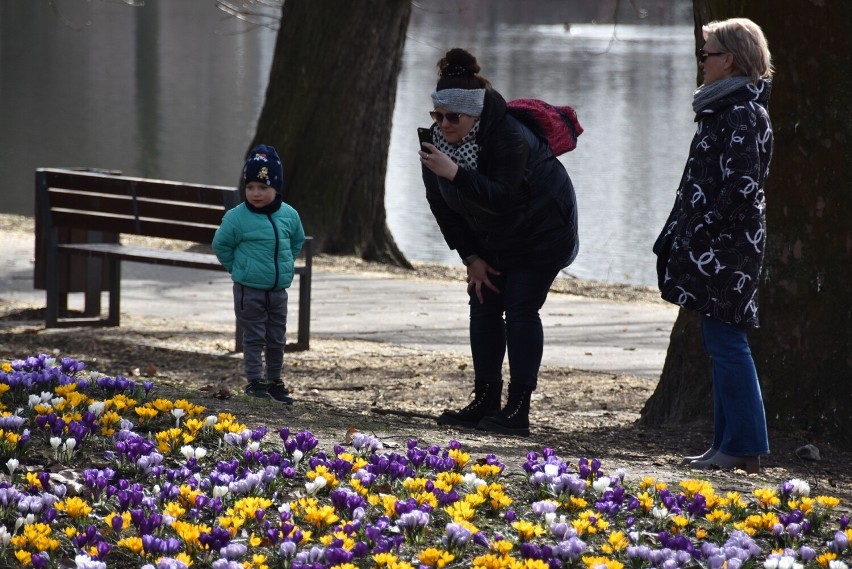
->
[0,0,696,287]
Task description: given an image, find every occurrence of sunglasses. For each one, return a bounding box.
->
[430,111,463,124]
[698,49,726,62]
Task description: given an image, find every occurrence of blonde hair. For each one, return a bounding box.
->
[703,18,774,82]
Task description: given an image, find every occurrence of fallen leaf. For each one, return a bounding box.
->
[344,426,359,444]
[213,388,233,400]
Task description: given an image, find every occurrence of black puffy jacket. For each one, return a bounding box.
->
[423,88,579,271]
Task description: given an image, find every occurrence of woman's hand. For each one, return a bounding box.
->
[420,143,458,181]
[466,258,501,304]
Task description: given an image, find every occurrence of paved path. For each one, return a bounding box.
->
[1,234,677,378]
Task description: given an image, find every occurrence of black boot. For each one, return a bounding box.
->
[437,381,503,429]
[477,383,532,437]
[267,382,294,404]
[244,380,271,399]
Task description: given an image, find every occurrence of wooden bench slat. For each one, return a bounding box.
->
[48,189,226,226]
[50,210,219,243]
[43,170,237,204]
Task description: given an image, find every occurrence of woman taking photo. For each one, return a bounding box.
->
[420,48,579,437]
[653,18,774,473]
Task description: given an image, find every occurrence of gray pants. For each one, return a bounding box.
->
[233,283,288,383]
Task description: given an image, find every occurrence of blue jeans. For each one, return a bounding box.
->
[700,314,769,456]
[469,267,560,390]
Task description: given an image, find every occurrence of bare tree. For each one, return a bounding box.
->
[243,0,413,267]
[641,0,852,449]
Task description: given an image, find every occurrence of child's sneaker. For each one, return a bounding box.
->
[244,381,271,399]
[267,384,293,404]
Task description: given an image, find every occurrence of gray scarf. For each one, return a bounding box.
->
[692,76,751,113]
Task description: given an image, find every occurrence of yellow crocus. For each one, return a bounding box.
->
[472,553,510,569]
[471,463,502,479]
[417,547,456,567]
[816,495,841,510]
[117,536,144,554]
[753,488,780,509]
[55,496,92,518]
[582,555,624,569]
[303,504,340,529]
[447,448,471,469]
[512,519,545,541]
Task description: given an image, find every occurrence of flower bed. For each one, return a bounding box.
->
[1,354,850,569]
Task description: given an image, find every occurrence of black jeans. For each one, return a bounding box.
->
[468,266,560,389]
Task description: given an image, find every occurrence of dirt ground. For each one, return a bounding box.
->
[1,213,851,504]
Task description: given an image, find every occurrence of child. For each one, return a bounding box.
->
[213,144,305,402]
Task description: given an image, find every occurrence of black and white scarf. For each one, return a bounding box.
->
[432,121,481,171]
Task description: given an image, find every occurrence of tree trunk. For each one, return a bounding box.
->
[248,0,413,267]
[641,1,852,449]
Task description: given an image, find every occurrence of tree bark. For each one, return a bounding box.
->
[641,1,852,449]
[247,0,413,267]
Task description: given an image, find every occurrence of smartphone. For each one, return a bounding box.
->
[417,127,433,153]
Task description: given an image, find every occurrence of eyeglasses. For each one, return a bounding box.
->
[698,50,726,62]
[430,111,463,124]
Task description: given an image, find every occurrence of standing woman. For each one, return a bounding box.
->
[420,48,579,437]
[653,19,774,473]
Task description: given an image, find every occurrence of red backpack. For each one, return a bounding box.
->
[506,98,583,156]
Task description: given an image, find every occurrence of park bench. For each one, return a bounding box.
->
[34,167,313,351]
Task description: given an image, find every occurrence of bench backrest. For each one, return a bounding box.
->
[37,168,240,243]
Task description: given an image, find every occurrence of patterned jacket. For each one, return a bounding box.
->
[213,196,305,291]
[653,80,773,329]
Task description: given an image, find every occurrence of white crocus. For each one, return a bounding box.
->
[88,401,105,417]
[6,458,19,477]
[50,437,62,449]
[180,445,207,461]
[171,408,185,426]
[652,506,669,520]
[213,486,229,499]
[592,476,612,494]
[291,449,304,465]
[462,472,486,491]
[789,478,810,497]
[306,476,327,495]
